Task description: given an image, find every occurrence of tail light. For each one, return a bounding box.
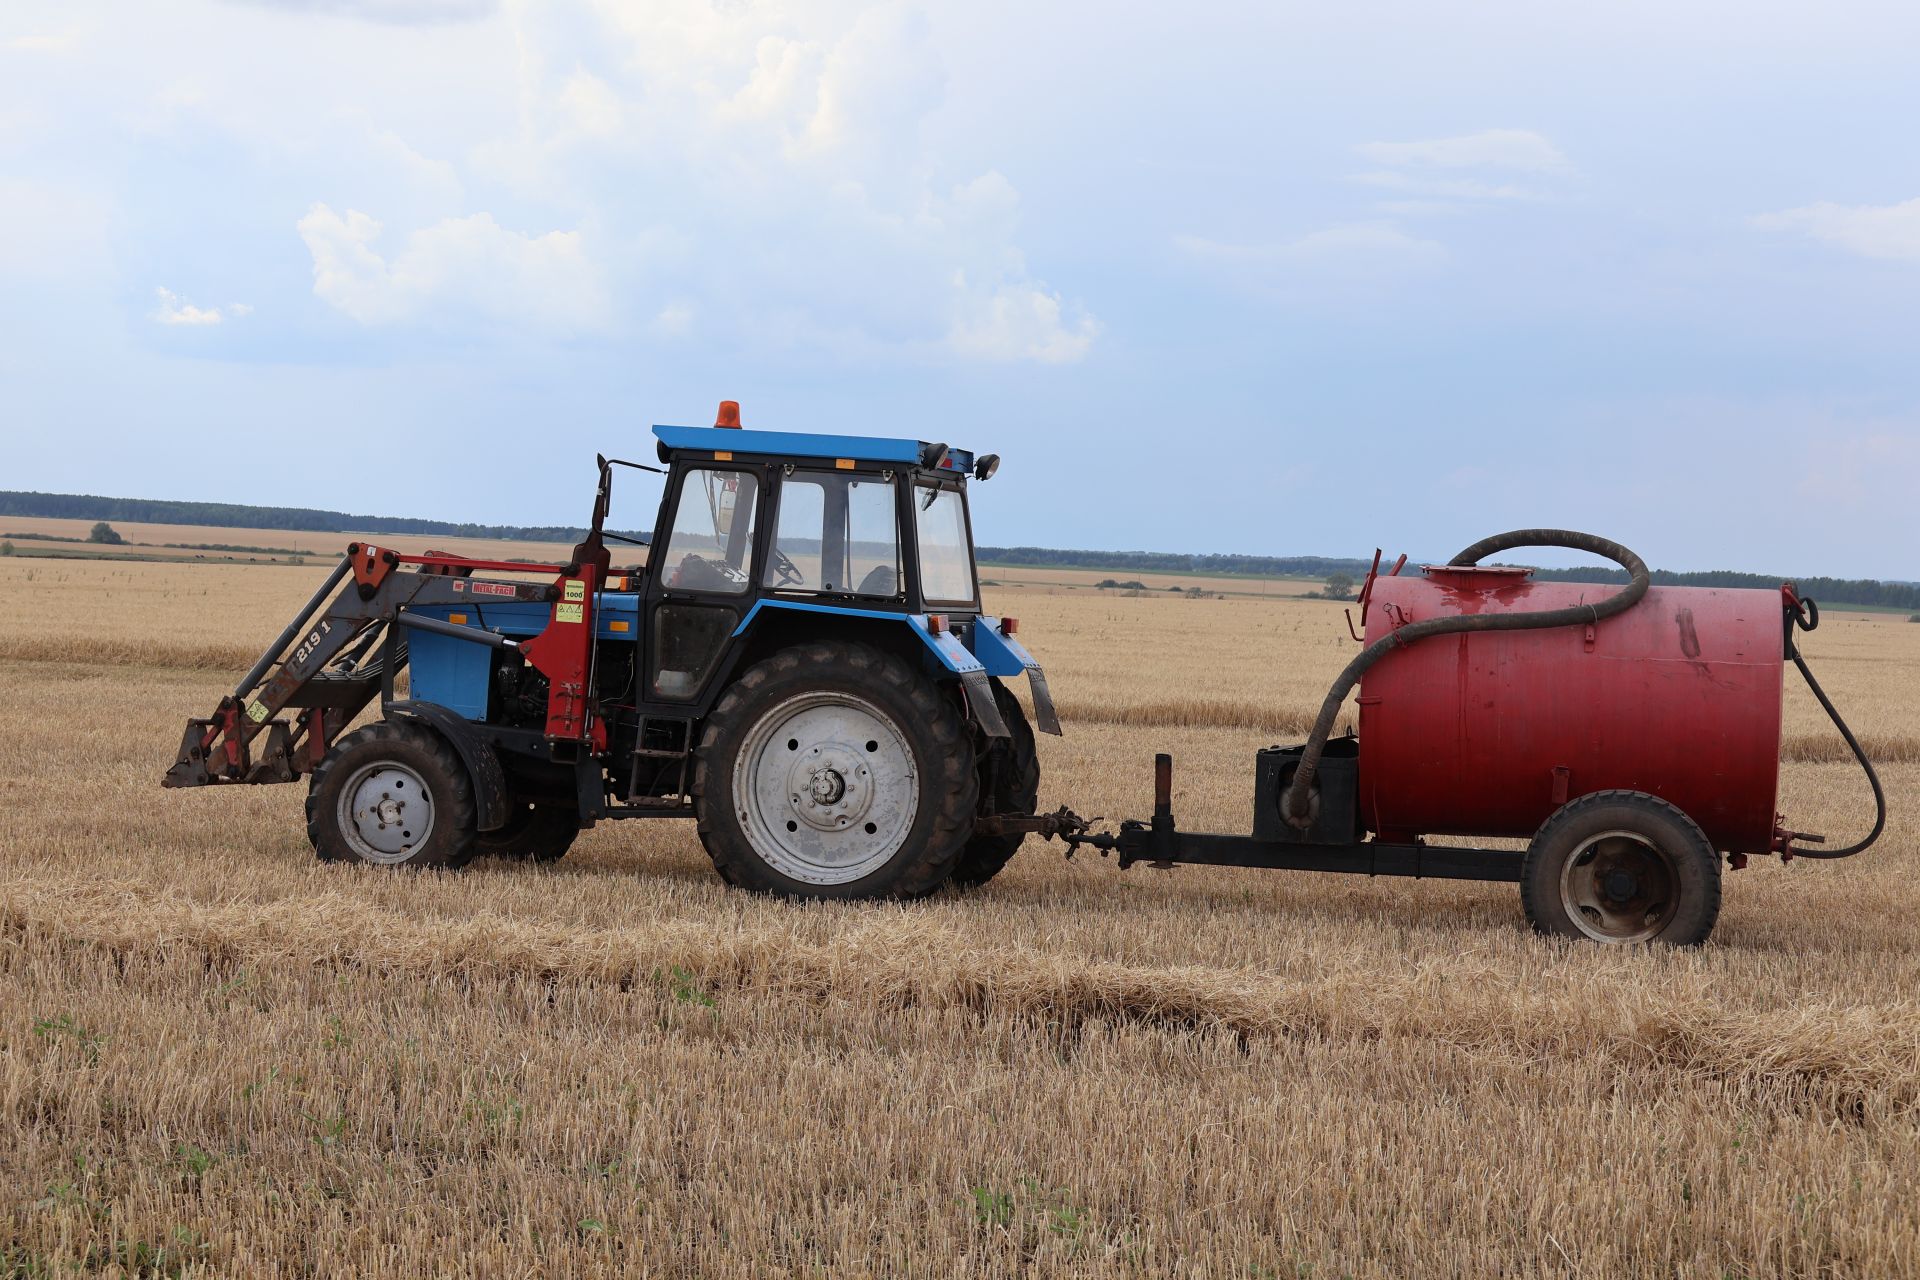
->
[999,616,1019,636]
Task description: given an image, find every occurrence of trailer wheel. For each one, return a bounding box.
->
[306,722,477,870]
[1521,791,1721,945]
[950,678,1039,889]
[694,641,977,898]
[476,802,578,863]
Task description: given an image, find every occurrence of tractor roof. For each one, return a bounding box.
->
[651,424,975,477]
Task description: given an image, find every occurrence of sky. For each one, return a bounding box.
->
[2,0,1917,579]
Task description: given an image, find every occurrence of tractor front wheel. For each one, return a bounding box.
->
[694,642,977,898]
[306,721,477,869]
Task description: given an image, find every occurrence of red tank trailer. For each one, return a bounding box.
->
[1061,530,1885,947]
[1358,569,1784,854]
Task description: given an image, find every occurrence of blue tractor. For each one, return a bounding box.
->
[163,403,1063,898]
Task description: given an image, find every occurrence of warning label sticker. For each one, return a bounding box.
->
[564,580,586,602]
[555,602,584,624]
[246,699,269,723]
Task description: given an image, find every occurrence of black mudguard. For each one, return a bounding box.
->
[384,700,510,831]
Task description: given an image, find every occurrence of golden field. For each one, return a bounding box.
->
[1,556,1915,1278]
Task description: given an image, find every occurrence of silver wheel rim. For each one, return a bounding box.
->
[1558,828,1678,943]
[336,759,435,864]
[732,690,920,885]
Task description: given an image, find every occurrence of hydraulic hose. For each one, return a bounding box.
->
[1780,597,1886,858]
[1282,529,1650,827]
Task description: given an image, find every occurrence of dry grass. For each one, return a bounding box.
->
[0,557,1915,1277]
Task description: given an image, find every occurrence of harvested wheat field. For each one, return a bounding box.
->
[1,557,1915,1278]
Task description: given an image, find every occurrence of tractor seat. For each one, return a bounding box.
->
[854,565,898,597]
[653,670,698,698]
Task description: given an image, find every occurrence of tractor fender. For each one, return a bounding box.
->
[968,618,1063,736]
[729,601,1010,739]
[384,700,511,831]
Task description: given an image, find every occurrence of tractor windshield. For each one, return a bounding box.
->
[913,483,976,606]
[656,468,759,594]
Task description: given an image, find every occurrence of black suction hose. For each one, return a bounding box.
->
[1780,597,1886,858]
[1282,529,1650,827]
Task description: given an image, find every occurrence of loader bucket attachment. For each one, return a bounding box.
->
[165,713,298,787]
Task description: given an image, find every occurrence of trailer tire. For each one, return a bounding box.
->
[306,721,477,870]
[694,641,976,899]
[476,802,578,863]
[1521,790,1721,945]
[950,678,1040,889]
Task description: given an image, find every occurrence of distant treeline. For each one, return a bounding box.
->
[978,546,1372,579]
[0,491,640,545]
[1519,566,1920,611]
[980,545,1920,611]
[3,491,1911,609]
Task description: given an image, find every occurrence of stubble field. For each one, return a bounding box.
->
[1,552,1915,1278]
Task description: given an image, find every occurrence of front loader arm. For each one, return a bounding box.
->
[162,543,559,788]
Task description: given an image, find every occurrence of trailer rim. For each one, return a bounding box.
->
[1557,828,1678,943]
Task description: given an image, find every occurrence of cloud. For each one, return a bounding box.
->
[2,25,90,54]
[1358,129,1570,173]
[0,180,110,279]
[947,275,1098,364]
[1176,223,1446,276]
[296,203,609,329]
[225,0,497,24]
[151,287,238,326]
[502,1,1095,363]
[650,302,693,337]
[1795,428,1920,503]
[1753,198,1920,263]
[1347,130,1574,213]
[1350,171,1541,202]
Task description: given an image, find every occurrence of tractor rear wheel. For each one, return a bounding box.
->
[1521,790,1721,945]
[306,722,477,869]
[476,802,578,863]
[693,641,977,898]
[950,678,1039,889]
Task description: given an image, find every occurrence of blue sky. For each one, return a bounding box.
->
[2,0,1916,578]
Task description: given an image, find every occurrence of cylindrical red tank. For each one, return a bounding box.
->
[1357,566,1784,853]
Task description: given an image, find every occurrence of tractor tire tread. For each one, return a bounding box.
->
[950,678,1040,889]
[476,802,579,863]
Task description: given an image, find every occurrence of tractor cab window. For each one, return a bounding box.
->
[767,472,901,597]
[914,483,976,605]
[656,468,758,595]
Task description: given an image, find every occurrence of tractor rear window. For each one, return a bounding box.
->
[914,484,975,605]
[767,473,900,597]
[657,468,758,595]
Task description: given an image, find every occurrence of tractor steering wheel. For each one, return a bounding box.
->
[770,548,805,588]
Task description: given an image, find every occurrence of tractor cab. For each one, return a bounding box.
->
[644,421,991,608]
[628,417,1000,710]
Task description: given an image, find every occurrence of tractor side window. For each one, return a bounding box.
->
[657,468,758,596]
[914,484,975,605]
[767,472,900,597]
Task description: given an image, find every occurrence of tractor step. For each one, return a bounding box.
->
[626,714,695,802]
